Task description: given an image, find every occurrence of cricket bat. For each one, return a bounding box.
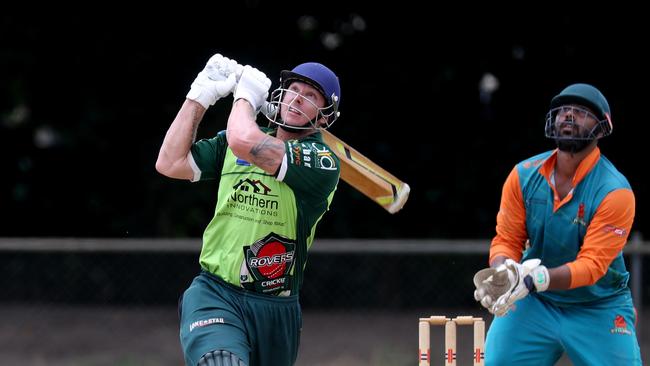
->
[260,102,409,214]
[212,57,410,212]
[319,129,410,214]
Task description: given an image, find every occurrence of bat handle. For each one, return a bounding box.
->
[260,101,278,119]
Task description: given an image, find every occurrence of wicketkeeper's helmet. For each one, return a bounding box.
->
[550,83,611,122]
[544,83,613,153]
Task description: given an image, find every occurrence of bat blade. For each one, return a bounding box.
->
[320,129,410,213]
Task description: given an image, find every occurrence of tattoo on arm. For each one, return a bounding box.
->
[189,108,202,143]
[250,137,285,171]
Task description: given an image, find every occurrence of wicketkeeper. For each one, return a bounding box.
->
[473,83,642,365]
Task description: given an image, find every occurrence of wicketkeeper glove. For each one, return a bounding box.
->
[474,258,549,317]
[489,259,549,316]
[233,65,271,113]
[473,266,510,310]
[186,53,242,109]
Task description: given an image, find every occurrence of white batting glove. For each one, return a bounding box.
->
[490,259,549,316]
[186,54,242,109]
[203,53,243,81]
[233,65,271,113]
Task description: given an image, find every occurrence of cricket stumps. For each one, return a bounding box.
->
[418,315,485,365]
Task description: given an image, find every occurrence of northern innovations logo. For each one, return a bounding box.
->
[228,179,279,212]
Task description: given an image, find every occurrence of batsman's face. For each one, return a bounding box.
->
[280,81,326,126]
[552,104,599,139]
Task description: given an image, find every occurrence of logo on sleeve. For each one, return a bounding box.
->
[291,145,303,166]
[189,317,224,332]
[288,142,336,170]
[240,233,295,295]
[603,225,627,237]
[311,143,337,170]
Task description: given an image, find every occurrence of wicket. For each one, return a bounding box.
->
[418,315,485,366]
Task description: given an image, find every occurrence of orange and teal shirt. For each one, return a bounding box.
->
[490,147,635,304]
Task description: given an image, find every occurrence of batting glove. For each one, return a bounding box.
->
[233,65,271,113]
[186,54,242,109]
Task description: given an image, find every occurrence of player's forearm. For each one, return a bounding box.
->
[156,99,206,178]
[227,99,283,174]
[226,99,259,145]
[546,265,571,290]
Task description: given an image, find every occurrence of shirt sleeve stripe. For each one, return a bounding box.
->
[276,153,288,181]
[187,151,201,182]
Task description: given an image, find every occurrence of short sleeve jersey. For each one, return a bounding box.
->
[189,128,339,296]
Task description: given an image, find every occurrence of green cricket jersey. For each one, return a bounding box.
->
[189,128,339,296]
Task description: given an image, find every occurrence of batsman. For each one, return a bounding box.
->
[473,83,642,365]
[156,54,342,366]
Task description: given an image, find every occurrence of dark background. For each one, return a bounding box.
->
[2,10,649,364]
[2,7,647,239]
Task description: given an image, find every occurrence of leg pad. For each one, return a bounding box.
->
[198,350,246,366]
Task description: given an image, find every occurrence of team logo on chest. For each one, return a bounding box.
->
[572,202,587,227]
[240,233,295,295]
[227,178,280,216]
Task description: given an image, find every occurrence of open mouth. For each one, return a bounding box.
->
[560,128,574,137]
[558,121,578,136]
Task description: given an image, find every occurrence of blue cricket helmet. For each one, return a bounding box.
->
[264,62,341,129]
[281,62,341,108]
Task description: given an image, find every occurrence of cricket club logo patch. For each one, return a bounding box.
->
[240,233,295,295]
[610,315,632,335]
[572,202,587,227]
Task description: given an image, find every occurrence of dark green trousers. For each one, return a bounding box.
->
[179,271,302,366]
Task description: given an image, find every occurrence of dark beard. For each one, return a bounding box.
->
[555,138,592,153]
[554,121,599,153]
